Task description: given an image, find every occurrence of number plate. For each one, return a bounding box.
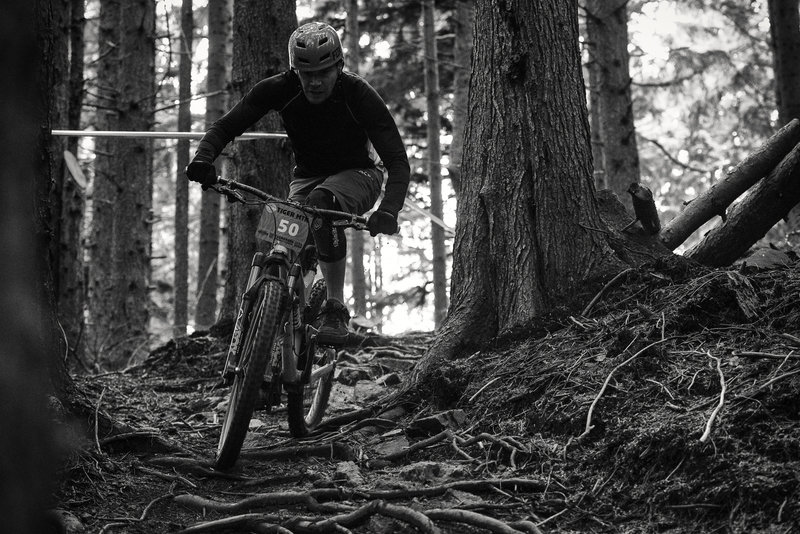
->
[256,204,310,257]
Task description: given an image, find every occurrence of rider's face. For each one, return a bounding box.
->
[297,64,340,104]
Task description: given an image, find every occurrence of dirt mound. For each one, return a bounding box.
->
[450,259,800,532]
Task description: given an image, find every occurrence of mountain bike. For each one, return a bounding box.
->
[208,177,367,470]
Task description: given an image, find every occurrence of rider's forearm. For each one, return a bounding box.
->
[379,166,410,216]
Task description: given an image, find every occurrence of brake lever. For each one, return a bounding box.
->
[223,189,245,204]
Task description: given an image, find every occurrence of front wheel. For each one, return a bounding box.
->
[216,280,286,470]
[287,279,336,437]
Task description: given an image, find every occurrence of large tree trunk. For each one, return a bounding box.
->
[194,0,231,329]
[415,0,623,379]
[218,0,295,324]
[585,0,640,212]
[88,0,156,366]
[423,0,449,328]
[447,0,473,199]
[174,0,193,336]
[1,2,62,531]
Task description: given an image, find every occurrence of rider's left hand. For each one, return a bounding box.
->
[367,210,398,237]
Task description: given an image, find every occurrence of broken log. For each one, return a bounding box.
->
[660,118,800,250]
[686,141,800,266]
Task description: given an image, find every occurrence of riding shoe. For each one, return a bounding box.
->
[317,298,351,346]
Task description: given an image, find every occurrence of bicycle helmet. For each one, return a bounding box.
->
[288,22,344,72]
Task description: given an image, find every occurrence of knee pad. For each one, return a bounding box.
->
[305,188,346,262]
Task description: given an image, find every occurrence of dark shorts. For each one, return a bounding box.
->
[288,167,383,215]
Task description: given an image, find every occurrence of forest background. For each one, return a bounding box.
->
[44,0,799,367]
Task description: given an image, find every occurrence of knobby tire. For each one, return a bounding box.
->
[215,279,286,470]
[287,279,335,437]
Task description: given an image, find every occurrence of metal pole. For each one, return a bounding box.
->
[50,129,287,140]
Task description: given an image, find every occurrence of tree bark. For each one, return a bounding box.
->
[585,0,640,212]
[346,0,370,319]
[174,0,193,336]
[414,0,623,379]
[447,0,473,199]
[768,0,800,126]
[59,0,87,361]
[218,0,295,324]
[423,0,449,329]
[686,141,800,266]
[660,118,800,250]
[767,0,800,234]
[194,0,231,329]
[1,1,68,530]
[88,0,156,366]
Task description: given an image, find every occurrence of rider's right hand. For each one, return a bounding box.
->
[185,160,218,188]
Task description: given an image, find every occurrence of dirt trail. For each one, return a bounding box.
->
[55,258,800,533]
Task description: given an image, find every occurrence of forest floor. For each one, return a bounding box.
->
[54,253,800,533]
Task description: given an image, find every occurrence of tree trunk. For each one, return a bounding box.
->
[194,0,231,329]
[585,0,640,212]
[423,0,449,329]
[768,0,800,126]
[49,0,87,362]
[1,1,61,531]
[414,0,623,380]
[218,0,295,324]
[447,0,473,199]
[767,0,800,234]
[686,141,800,266]
[660,118,800,250]
[174,0,193,336]
[59,0,87,362]
[346,0,370,319]
[88,0,155,366]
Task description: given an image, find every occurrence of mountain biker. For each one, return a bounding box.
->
[186,21,410,345]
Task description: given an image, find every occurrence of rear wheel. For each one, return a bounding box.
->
[216,280,286,470]
[287,279,336,437]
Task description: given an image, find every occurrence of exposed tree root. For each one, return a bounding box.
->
[176,513,289,534]
[175,494,546,534]
[174,491,353,514]
[239,442,356,461]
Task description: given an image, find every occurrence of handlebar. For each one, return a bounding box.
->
[208,177,368,228]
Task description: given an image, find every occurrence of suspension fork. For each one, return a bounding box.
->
[221,252,267,381]
[281,263,305,385]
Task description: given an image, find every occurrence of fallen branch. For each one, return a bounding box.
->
[687,140,800,266]
[699,353,726,443]
[660,118,800,250]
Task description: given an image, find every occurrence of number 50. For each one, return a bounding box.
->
[278,219,300,236]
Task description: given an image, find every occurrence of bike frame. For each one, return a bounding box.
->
[213,178,365,392]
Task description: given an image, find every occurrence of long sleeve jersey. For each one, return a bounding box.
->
[195,69,410,216]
